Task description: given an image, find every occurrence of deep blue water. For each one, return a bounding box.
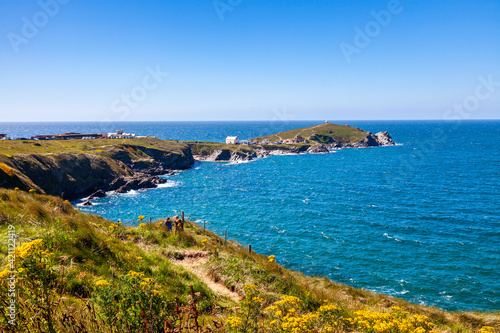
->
[1,120,499,312]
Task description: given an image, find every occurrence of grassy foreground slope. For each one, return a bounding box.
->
[0,190,498,333]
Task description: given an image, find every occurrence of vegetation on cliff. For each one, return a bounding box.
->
[0,138,193,199]
[1,189,498,332]
[250,123,383,145]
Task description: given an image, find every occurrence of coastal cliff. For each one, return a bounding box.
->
[0,138,193,200]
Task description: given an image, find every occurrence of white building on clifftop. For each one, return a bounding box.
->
[226,136,239,144]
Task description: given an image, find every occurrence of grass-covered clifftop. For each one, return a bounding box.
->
[0,138,193,199]
[250,123,370,145]
[0,189,498,332]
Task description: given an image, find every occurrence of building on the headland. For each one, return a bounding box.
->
[226,136,239,144]
[0,134,7,140]
[31,130,137,140]
[105,130,136,139]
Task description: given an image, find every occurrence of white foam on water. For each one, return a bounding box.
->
[157,181,179,188]
[122,190,139,196]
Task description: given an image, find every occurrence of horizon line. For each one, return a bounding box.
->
[1,118,500,123]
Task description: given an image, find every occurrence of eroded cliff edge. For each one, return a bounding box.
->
[0,138,194,200]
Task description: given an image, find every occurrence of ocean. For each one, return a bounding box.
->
[1,120,499,312]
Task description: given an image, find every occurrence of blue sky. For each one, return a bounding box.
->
[1,0,499,121]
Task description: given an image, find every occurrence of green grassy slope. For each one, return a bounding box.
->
[0,137,186,156]
[0,190,498,332]
[251,123,370,144]
[0,138,193,198]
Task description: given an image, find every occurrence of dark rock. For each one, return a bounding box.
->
[207,149,232,161]
[82,200,92,206]
[88,189,106,199]
[307,144,329,154]
[115,186,129,193]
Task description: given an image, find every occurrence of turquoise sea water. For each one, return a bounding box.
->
[1,120,499,311]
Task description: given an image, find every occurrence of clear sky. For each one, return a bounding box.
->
[1,0,499,121]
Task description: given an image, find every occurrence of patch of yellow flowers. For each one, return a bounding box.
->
[16,239,44,258]
[227,316,243,329]
[94,280,110,287]
[343,307,435,333]
[228,289,443,333]
[126,270,144,278]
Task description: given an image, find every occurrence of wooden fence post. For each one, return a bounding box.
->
[248,244,252,254]
[224,231,227,245]
[149,217,152,223]
[203,220,206,232]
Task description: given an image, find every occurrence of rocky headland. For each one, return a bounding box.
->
[191,123,395,163]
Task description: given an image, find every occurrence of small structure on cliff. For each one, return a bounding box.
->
[226,136,239,144]
[31,130,137,140]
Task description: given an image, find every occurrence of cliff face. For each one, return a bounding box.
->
[0,142,194,200]
[329,131,395,148]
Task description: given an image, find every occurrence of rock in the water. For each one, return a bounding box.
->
[88,189,106,199]
[375,131,395,146]
[115,185,130,193]
[82,200,92,206]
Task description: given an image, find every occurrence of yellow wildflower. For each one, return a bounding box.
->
[94,280,110,287]
[0,269,9,279]
[252,296,263,303]
[127,270,144,278]
[226,316,243,328]
[479,327,496,333]
[15,239,44,258]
